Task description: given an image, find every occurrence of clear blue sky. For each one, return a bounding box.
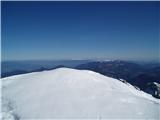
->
[2,1,159,61]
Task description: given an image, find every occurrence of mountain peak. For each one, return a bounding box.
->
[2,68,160,119]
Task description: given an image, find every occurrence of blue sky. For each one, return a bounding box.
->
[2,1,159,61]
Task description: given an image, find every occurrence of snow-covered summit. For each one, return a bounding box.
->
[1,68,160,119]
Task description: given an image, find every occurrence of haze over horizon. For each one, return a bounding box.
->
[2,1,159,61]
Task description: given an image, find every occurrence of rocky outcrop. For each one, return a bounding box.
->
[145,82,160,99]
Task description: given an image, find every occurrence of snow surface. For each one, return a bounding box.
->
[1,68,160,119]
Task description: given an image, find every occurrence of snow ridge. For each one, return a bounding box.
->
[2,68,160,119]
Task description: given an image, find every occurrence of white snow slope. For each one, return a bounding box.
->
[1,68,160,119]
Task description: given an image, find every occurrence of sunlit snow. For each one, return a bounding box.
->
[1,68,160,119]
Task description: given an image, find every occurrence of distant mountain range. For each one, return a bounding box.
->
[1,65,67,78]
[76,60,160,98]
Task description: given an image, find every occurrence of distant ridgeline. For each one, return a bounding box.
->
[1,65,67,78]
[76,61,160,99]
[1,60,160,98]
[1,60,90,77]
